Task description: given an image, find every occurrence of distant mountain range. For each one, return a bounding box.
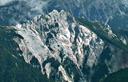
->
[0,0,128,28]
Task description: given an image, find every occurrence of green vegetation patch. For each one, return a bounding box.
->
[101,68,128,82]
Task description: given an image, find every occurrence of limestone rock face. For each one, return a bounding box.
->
[12,10,128,82]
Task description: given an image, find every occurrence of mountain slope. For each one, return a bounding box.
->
[0,26,52,82]
[75,17,128,52]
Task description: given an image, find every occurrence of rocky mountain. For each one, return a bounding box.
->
[0,0,128,82]
[0,10,127,82]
